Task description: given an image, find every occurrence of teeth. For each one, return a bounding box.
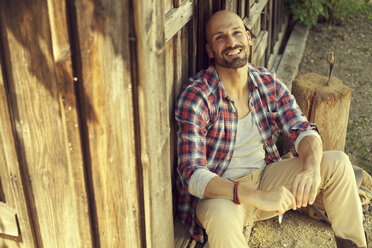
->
[226,49,241,56]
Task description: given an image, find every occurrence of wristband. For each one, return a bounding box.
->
[233,181,240,205]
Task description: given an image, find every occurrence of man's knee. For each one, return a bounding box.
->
[196,198,241,228]
[322,151,351,170]
[320,151,354,183]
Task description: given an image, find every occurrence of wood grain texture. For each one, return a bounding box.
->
[0,0,91,247]
[292,73,352,151]
[243,0,267,31]
[0,203,18,236]
[47,0,93,247]
[252,30,268,66]
[267,17,288,70]
[165,0,194,42]
[0,42,35,247]
[238,0,246,18]
[133,0,174,247]
[74,0,142,247]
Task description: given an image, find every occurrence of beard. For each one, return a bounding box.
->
[213,45,249,69]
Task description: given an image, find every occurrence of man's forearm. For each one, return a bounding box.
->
[204,176,297,213]
[297,135,323,170]
[204,176,259,204]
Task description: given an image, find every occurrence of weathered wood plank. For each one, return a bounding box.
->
[46,0,93,246]
[267,16,288,70]
[272,0,279,46]
[165,0,174,13]
[189,2,198,74]
[166,34,176,184]
[245,0,250,17]
[0,39,35,247]
[0,203,18,237]
[252,30,268,66]
[165,0,194,42]
[0,239,21,248]
[133,0,175,247]
[74,0,142,247]
[223,0,237,12]
[197,0,214,70]
[0,0,91,247]
[174,0,182,8]
[266,0,273,55]
[250,11,261,37]
[243,0,268,31]
[238,0,246,18]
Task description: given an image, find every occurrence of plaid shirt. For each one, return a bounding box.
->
[175,64,317,244]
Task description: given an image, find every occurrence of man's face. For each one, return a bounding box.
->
[206,12,252,69]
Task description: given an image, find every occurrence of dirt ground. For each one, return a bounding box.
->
[247,5,372,248]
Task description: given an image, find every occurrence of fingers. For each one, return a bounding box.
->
[288,189,297,210]
[295,177,306,208]
[291,173,320,208]
[281,187,296,213]
[301,183,312,207]
[308,184,317,205]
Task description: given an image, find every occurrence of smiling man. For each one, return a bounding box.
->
[175,10,367,248]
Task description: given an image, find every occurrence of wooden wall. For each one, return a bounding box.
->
[0,0,286,247]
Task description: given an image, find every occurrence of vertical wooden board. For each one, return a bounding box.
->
[251,11,261,37]
[197,0,214,70]
[180,23,191,85]
[188,5,198,75]
[46,0,93,246]
[0,239,21,248]
[170,23,190,184]
[165,0,174,14]
[245,0,250,17]
[272,0,279,44]
[74,0,142,247]
[267,0,273,54]
[223,0,237,12]
[174,0,182,8]
[0,46,35,248]
[0,1,92,247]
[133,0,174,247]
[166,36,176,180]
[238,0,246,18]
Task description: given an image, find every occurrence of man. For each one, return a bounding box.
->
[175,10,367,248]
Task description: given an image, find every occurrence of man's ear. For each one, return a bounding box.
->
[206,44,214,59]
[246,31,254,46]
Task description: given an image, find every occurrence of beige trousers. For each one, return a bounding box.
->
[196,151,367,248]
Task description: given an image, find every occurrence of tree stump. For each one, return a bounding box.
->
[292,73,352,151]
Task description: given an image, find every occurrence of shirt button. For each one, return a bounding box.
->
[232,132,236,136]
[232,108,236,113]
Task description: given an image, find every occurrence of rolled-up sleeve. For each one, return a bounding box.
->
[175,85,212,191]
[273,74,319,155]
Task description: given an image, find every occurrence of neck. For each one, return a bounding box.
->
[215,63,249,98]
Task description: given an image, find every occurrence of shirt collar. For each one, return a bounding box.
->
[248,64,259,88]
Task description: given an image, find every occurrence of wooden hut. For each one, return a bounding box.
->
[0,0,287,247]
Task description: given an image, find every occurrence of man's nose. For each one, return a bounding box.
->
[225,35,236,47]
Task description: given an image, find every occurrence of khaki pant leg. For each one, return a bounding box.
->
[319,151,366,247]
[196,198,249,248]
[255,151,366,247]
[195,171,262,248]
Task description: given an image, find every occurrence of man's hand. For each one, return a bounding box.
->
[290,166,321,208]
[294,135,323,208]
[252,186,296,214]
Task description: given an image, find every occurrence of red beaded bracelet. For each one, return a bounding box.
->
[233,181,240,205]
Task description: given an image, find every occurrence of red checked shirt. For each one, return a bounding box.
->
[175,63,318,244]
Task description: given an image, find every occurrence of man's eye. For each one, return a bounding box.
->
[234,31,242,35]
[216,36,223,40]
